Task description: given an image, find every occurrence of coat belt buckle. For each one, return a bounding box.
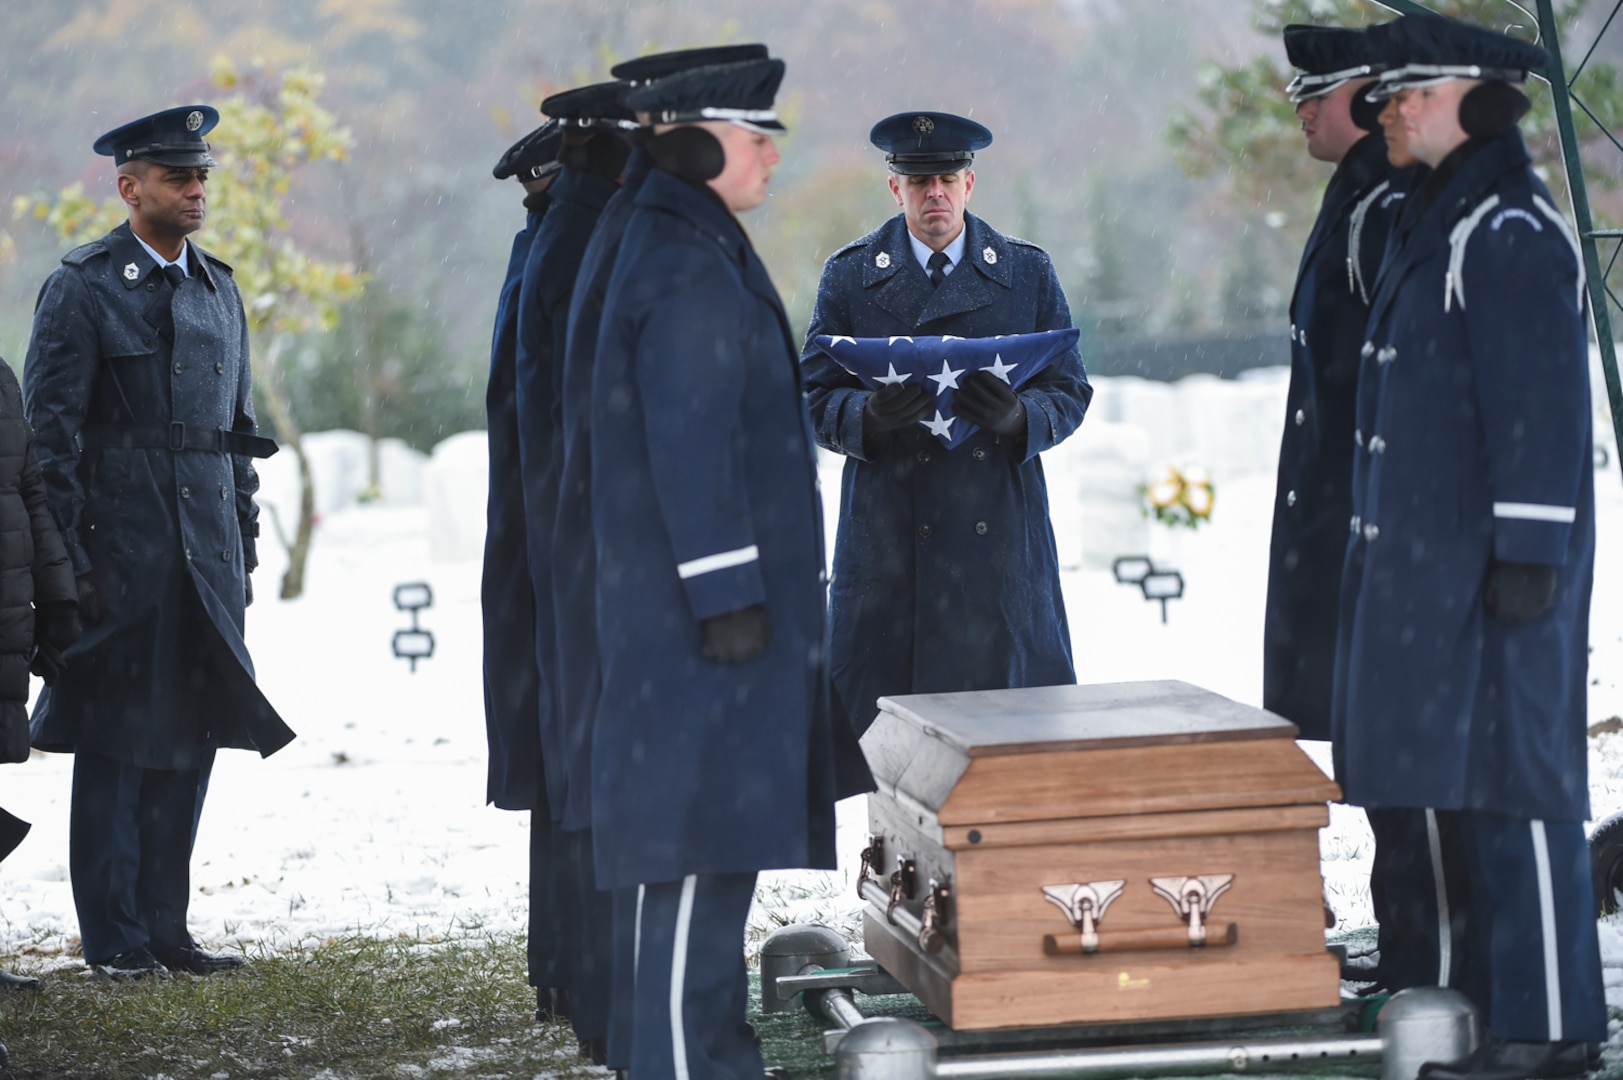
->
[168,421,186,451]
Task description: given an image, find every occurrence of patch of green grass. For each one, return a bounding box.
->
[0,933,602,1079]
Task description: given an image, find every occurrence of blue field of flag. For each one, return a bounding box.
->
[812,328,1081,449]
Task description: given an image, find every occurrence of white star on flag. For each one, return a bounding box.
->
[887,336,914,346]
[927,360,964,395]
[921,411,956,439]
[875,363,910,386]
[984,354,1019,383]
[827,336,856,346]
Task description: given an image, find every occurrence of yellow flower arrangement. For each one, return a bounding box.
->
[1140,464,1216,530]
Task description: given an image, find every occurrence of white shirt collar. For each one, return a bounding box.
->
[908,225,967,278]
[133,232,190,277]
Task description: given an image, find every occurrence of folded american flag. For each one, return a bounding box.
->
[813,328,1080,449]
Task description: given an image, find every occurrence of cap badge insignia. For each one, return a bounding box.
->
[123,263,140,281]
[982,247,997,265]
[913,115,935,135]
[876,252,891,269]
[186,110,204,132]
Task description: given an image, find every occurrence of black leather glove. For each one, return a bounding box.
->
[1483,560,1558,625]
[30,601,82,686]
[75,575,103,625]
[862,384,933,439]
[700,604,772,664]
[953,370,1026,439]
[245,572,254,609]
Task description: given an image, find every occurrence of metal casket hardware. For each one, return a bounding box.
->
[1041,880,1125,954]
[887,857,918,924]
[856,835,885,899]
[918,877,952,954]
[1151,874,1235,947]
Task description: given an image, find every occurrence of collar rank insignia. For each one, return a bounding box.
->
[123,263,140,281]
[982,247,997,265]
[875,251,891,269]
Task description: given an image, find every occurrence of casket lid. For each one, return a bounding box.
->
[864,680,1338,825]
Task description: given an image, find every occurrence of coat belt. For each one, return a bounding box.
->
[78,422,278,459]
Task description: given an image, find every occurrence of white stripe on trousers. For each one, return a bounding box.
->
[670,874,698,1080]
[1425,809,1454,986]
[1530,820,1563,1041]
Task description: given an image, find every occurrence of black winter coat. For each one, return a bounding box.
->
[24,222,292,768]
[0,359,75,764]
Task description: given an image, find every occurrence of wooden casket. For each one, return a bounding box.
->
[857,680,1344,1031]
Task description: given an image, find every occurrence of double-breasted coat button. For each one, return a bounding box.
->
[917,449,931,463]
[975,521,988,535]
[220,486,229,499]
[146,282,157,292]
[1290,323,1297,340]
[1355,429,1364,447]
[1364,524,1380,542]
[972,447,986,460]
[1370,436,1387,454]
[185,547,193,561]
[1350,515,1361,533]
[214,362,224,374]
[1361,341,1375,358]
[1295,409,1306,426]
[180,486,191,499]
[221,550,232,562]
[1299,330,1307,347]
[1287,490,1297,507]
[173,362,184,374]
[918,524,933,538]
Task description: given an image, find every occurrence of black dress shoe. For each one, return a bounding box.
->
[90,946,169,980]
[0,968,40,991]
[579,1035,608,1066]
[151,944,246,975]
[0,1040,9,1069]
[764,1068,792,1079]
[1418,1039,1595,1080]
[1339,948,1382,982]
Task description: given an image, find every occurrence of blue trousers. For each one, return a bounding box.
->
[564,826,613,1044]
[528,815,570,990]
[1368,807,1604,1043]
[69,747,212,964]
[606,885,639,1071]
[633,872,761,1080]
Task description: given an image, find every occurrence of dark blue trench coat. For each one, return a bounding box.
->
[589,169,860,889]
[1332,131,1595,821]
[799,211,1090,734]
[24,222,291,769]
[483,196,547,812]
[1264,131,1408,740]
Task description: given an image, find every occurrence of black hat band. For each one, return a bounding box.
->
[1368,63,1528,99]
[1286,64,1378,103]
[120,139,216,162]
[886,150,974,172]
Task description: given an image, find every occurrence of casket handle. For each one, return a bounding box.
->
[856,835,885,900]
[918,878,952,954]
[1042,922,1238,956]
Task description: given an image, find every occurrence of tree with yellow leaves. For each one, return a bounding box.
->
[14,58,364,600]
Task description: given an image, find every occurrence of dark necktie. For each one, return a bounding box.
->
[927,250,949,288]
[163,262,186,290]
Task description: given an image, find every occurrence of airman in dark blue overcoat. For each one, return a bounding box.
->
[550,44,771,1072]
[23,106,287,978]
[1264,24,1408,742]
[479,120,572,1021]
[590,57,866,1078]
[800,112,1091,734]
[1332,19,1605,1078]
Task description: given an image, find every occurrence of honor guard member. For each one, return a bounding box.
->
[1266,23,1405,742]
[800,111,1091,734]
[1333,18,1605,1078]
[592,57,867,1078]
[519,80,638,1065]
[481,118,567,1021]
[23,105,290,979]
[551,44,771,1072]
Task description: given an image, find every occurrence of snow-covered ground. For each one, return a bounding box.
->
[2,369,1622,1020]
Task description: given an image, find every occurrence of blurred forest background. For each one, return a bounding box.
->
[3,0,1622,454]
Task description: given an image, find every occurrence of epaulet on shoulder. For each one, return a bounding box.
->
[199,248,235,274]
[827,236,869,262]
[1004,234,1046,251]
[60,238,108,267]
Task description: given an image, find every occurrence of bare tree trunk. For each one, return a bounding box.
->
[255,334,317,599]
[343,184,384,500]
